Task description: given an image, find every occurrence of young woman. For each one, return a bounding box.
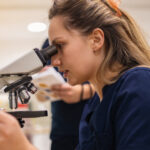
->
[0,0,150,150]
[48,0,150,149]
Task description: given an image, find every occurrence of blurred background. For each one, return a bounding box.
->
[0,0,150,150]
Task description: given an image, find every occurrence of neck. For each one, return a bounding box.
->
[90,79,104,101]
[90,65,121,101]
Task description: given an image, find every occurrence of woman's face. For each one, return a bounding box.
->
[48,16,103,85]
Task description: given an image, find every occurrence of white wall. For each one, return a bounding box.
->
[0,0,51,68]
[0,0,150,69]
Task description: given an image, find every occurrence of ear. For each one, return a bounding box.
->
[89,28,104,53]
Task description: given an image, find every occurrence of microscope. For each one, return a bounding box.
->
[0,45,57,127]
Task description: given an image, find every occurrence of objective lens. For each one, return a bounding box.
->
[9,91,18,109]
[26,82,37,94]
[18,86,30,104]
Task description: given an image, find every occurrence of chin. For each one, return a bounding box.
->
[67,77,84,85]
[67,79,78,86]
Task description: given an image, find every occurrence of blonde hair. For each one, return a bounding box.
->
[49,0,150,85]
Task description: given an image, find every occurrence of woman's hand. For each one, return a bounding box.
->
[0,111,37,150]
[51,83,81,104]
[35,91,49,102]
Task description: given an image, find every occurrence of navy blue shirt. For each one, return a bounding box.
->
[78,67,150,150]
[76,93,100,149]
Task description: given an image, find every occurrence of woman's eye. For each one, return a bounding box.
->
[56,44,62,50]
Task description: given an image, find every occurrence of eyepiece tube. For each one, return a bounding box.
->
[34,45,57,66]
[41,45,58,61]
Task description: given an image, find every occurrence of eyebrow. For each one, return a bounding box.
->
[52,37,64,45]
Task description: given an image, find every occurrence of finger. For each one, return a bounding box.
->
[50,92,60,99]
[60,83,72,91]
[51,86,70,92]
[51,84,62,90]
[51,83,71,91]
[36,92,49,102]
[51,84,72,93]
[0,111,16,124]
[53,90,71,98]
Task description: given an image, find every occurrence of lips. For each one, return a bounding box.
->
[63,70,69,78]
[58,68,69,78]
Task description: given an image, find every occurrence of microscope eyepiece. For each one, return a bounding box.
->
[41,45,58,61]
[34,45,58,66]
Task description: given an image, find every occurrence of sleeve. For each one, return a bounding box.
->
[114,69,150,150]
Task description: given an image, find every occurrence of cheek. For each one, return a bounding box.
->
[62,40,95,84]
[62,46,81,65]
[76,64,94,79]
[68,57,95,84]
[68,68,92,85]
[65,42,89,63]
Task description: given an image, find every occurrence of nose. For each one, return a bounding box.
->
[51,53,61,67]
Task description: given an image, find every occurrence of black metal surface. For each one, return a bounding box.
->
[9,91,18,109]
[40,45,58,62]
[7,110,48,118]
[4,76,32,92]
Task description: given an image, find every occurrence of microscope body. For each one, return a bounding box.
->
[0,45,57,109]
[0,45,57,127]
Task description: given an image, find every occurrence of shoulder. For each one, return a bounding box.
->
[103,66,150,121]
[114,67,150,92]
[111,67,150,119]
[103,67,150,98]
[120,66,150,82]
[113,67,150,149]
[115,66,150,98]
